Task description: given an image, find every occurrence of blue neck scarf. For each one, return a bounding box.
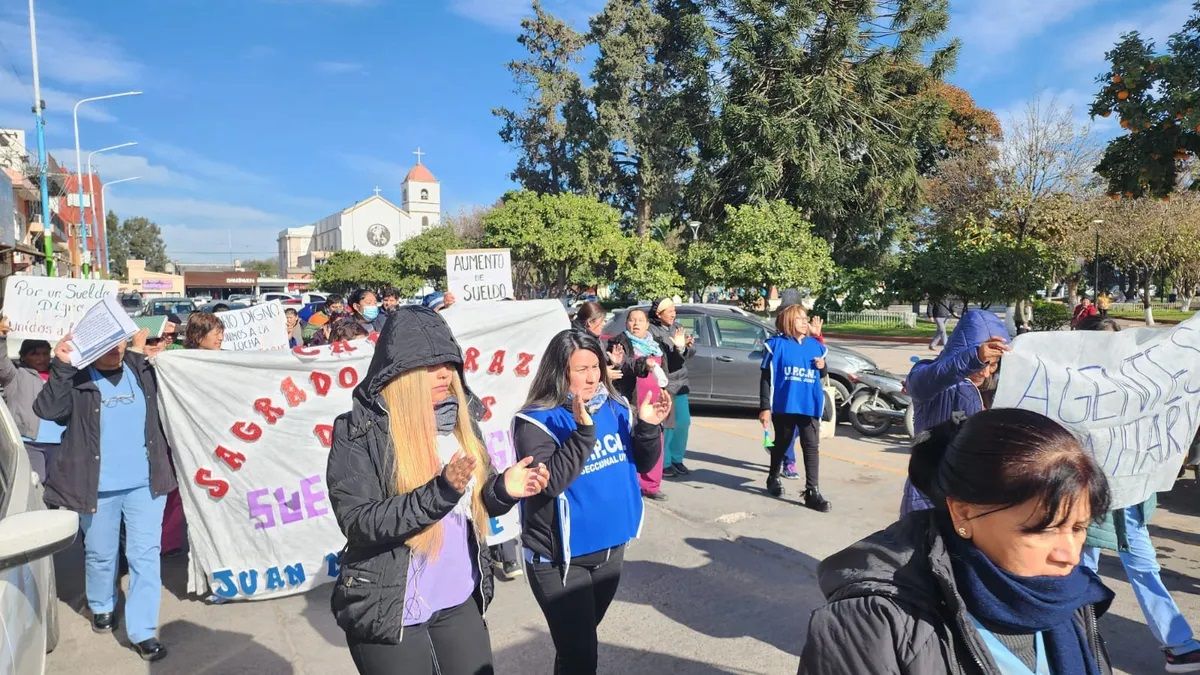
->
[625,331,662,357]
[566,386,609,415]
[942,516,1113,675]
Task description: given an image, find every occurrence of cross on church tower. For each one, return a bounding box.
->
[413,147,425,165]
[373,186,381,197]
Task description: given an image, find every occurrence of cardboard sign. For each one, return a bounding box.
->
[446,248,513,303]
[993,315,1200,509]
[216,301,288,351]
[153,300,569,601]
[1,276,119,358]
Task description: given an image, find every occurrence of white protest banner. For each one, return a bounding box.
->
[993,314,1200,509]
[1,276,118,358]
[216,300,288,351]
[446,248,513,303]
[154,300,569,601]
[67,295,138,367]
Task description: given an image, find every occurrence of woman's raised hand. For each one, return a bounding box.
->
[503,456,550,498]
[441,450,477,493]
[572,393,594,427]
[638,389,672,425]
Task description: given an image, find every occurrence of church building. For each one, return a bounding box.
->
[278,150,441,277]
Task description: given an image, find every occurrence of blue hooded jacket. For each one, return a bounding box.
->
[901,310,1009,515]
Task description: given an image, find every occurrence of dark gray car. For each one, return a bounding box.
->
[600,303,877,412]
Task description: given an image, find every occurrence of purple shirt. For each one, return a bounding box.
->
[402,436,478,626]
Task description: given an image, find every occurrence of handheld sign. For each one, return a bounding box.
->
[446,248,513,303]
[2,276,119,358]
[992,315,1200,509]
[67,295,139,368]
[134,315,169,339]
[216,301,288,351]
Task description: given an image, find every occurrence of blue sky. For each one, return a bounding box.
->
[0,0,1193,264]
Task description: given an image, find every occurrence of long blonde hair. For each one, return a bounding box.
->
[381,367,489,558]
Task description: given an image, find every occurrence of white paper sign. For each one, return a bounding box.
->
[68,295,138,367]
[446,248,513,303]
[993,315,1200,509]
[2,276,118,358]
[216,301,288,351]
[154,300,569,601]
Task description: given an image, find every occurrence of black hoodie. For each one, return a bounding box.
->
[326,305,516,644]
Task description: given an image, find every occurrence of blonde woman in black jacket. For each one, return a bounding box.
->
[327,306,548,674]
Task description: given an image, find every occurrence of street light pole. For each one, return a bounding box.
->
[74,91,141,277]
[87,142,137,277]
[28,0,55,275]
[97,176,140,278]
[1092,219,1104,299]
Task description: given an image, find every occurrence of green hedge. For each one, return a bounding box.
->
[1031,300,1070,332]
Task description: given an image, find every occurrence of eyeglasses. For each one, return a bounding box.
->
[102,392,136,408]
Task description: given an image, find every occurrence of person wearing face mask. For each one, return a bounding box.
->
[349,289,386,333]
[327,305,550,674]
[900,309,1010,516]
[514,329,671,675]
[34,328,176,662]
[800,408,1115,675]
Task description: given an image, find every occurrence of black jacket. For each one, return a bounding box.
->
[799,510,1112,675]
[605,332,651,406]
[513,400,661,563]
[32,351,177,513]
[326,305,516,644]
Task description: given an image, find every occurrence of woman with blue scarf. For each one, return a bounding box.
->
[800,408,1115,675]
[606,309,670,501]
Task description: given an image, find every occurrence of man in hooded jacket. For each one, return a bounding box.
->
[900,309,1009,515]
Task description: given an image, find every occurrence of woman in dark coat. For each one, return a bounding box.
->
[326,306,549,674]
[800,408,1115,675]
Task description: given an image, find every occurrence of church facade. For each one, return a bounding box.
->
[278,155,441,277]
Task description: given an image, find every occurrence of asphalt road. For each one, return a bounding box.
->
[43,340,1200,674]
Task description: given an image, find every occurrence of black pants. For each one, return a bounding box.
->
[527,546,625,675]
[768,413,821,491]
[346,600,493,675]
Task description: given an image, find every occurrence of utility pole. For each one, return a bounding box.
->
[29,0,54,276]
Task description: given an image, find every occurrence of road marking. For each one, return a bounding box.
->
[691,419,908,477]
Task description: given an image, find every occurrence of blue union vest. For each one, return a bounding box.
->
[516,398,644,563]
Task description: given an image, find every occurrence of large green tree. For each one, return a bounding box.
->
[105,210,128,279]
[685,201,835,307]
[119,216,169,273]
[493,1,589,195]
[394,226,466,287]
[1090,2,1200,198]
[481,191,627,298]
[614,234,685,299]
[696,0,958,267]
[312,251,415,296]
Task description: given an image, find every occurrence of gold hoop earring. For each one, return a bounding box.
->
[957,527,968,538]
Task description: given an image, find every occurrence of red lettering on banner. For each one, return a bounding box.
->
[515,352,535,377]
[331,340,356,354]
[254,398,285,424]
[310,371,332,396]
[314,424,334,448]
[338,367,358,389]
[464,347,480,373]
[488,350,507,375]
[231,421,263,442]
[281,377,307,407]
[215,446,246,470]
[481,396,496,422]
[194,468,229,499]
[292,345,319,357]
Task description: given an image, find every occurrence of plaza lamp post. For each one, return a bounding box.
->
[74,91,141,276]
[98,176,141,277]
[1092,219,1104,299]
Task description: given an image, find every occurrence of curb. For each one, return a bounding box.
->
[823,332,932,344]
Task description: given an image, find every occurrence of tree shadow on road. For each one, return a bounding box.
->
[621,535,822,658]
[151,620,296,674]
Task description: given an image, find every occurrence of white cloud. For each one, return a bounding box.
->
[0,71,118,123]
[1058,0,1195,72]
[951,0,1101,57]
[449,0,601,31]
[0,9,141,87]
[48,148,186,188]
[315,61,366,75]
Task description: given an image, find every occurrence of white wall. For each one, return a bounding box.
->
[402,179,440,227]
[342,197,403,254]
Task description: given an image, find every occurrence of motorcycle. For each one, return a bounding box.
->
[847,369,915,439]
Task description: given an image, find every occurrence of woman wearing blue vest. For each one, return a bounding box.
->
[759,303,831,511]
[515,329,671,675]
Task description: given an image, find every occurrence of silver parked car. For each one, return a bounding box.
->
[0,401,79,673]
[600,304,877,412]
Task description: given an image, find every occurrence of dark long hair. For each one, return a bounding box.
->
[909,408,1111,530]
[523,329,619,411]
[572,301,606,333]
